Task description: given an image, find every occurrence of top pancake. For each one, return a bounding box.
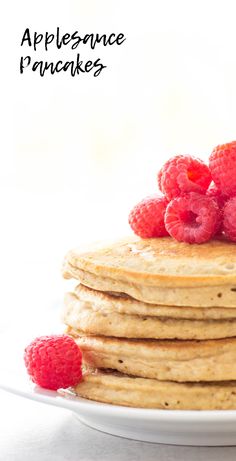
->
[63,236,236,288]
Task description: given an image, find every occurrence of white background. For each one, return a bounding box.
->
[1,1,236,459]
[2,0,236,326]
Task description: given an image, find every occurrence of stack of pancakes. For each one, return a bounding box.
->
[62,236,236,410]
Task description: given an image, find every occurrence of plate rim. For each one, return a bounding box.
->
[2,373,236,423]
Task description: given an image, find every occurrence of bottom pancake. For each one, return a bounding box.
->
[74,370,236,410]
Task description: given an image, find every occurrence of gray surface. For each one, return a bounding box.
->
[1,391,236,461]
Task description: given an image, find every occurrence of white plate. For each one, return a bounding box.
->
[2,369,236,446]
[1,326,236,446]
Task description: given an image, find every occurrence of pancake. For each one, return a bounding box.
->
[74,370,236,410]
[75,284,236,320]
[62,237,236,307]
[68,330,236,382]
[64,292,236,340]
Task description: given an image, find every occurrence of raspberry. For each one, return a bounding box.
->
[206,182,227,235]
[128,194,169,238]
[164,192,220,243]
[24,335,83,390]
[209,141,236,197]
[158,155,211,201]
[157,167,163,191]
[223,197,236,242]
[206,182,227,209]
